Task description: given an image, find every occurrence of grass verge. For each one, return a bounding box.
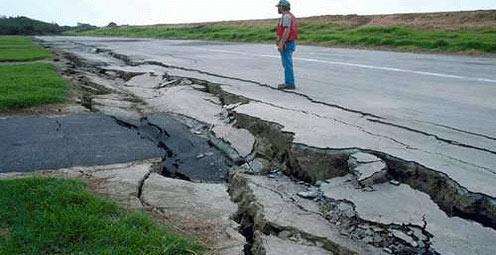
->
[69,24,496,54]
[0,177,203,255]
[0,63,69,109]
[0,36,53,62]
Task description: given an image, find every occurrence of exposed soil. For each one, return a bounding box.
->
[0,99,85,118]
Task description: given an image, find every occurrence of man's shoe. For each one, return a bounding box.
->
[277,84,296,90]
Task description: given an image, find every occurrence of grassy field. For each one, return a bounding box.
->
[70,23,496,54]
[0,36,69,110]
[0,63,69,109]
[0,177,203,255]
[0,36,53,62]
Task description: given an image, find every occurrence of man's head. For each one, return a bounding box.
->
[276,0,291,14]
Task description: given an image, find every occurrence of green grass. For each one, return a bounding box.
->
[0,36,53,62]
[0,177,204,255]
[0,63,69,109]
[68,24,496,54]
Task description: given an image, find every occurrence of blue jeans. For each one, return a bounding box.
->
[280,40,296,87]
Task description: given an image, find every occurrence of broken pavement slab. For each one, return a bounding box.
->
[321,176,496,255]
[348,152,388,187]
[229,172,386,255]
[232,101,496,197]
[91,66,256,159]
[120,113,235,182]
[133,78,255,159]
[141,173,245,255]
[349,152,383,164]
[252,233,334,255]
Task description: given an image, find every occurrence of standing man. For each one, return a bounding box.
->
[276,0,298,90]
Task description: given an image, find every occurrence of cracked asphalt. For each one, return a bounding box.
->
[0,113,231,182]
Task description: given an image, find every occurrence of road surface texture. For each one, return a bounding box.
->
[0,113,161,172]
[23,36,496,254]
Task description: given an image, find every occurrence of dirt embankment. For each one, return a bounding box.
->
[149,10,496,30]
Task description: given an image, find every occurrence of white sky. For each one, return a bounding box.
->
[1,0,495,26]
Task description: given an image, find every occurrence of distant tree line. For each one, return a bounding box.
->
[0,16,72,35]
